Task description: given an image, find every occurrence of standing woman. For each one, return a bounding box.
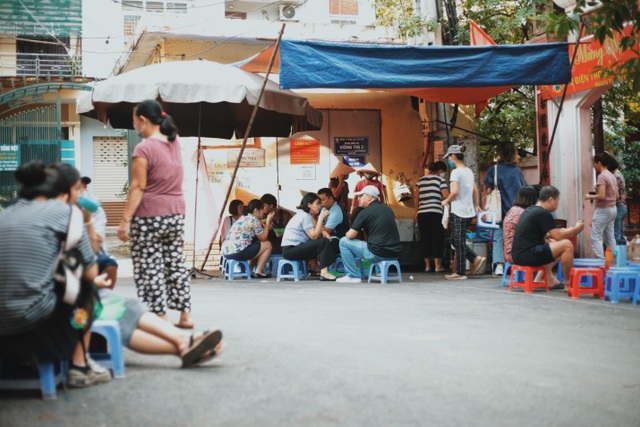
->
[585,153,618,258]
[441,145,486,280]
[118,99,194,329]
[606,156,627,245]
[415,161,449,273]
[483,142,526,277]
[221,199,275,278]
[281,193,337,281]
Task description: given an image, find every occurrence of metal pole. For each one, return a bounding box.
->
[200,23,286,271]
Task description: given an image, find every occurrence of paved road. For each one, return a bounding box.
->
[1,267,639,427]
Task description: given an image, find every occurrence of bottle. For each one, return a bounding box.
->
[605,247,613,268]
[632,235,640,262]
[77,193,101,213]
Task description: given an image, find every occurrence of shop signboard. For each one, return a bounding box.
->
[334,137,369,156]
[226,148,265,167]
[0,145,20,171]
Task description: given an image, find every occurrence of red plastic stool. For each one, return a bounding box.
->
[568,267,604,299]
[509,265,548,293]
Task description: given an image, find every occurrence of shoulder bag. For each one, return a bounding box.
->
[484,164,503,223]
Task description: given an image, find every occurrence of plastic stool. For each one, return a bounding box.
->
[368,259,402,284]
[265,254,284,275]
[509,265,548,293]
[568,267,604,299]
[91,319,125,379]
[0,359,67,400]
[333,256,364,277]
[223,259,251,280]
[501,262,522,287]
[276,259,307,282]
[604,268,638,304]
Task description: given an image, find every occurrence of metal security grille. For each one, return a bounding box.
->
[0,106,65,207]
[92,137,128,202]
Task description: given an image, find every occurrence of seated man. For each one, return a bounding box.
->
[260,193,293,255]
[511,185,584,290]
[337,185,401,283]
[317,187,350,254]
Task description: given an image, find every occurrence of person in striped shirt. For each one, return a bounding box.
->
[415,161,450,273]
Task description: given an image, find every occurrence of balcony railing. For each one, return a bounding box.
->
[0,52,82,78]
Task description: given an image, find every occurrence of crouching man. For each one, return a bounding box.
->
[511,186,584,290]
[337,185,401,283]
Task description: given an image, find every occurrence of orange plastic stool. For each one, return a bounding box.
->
[568,267,604,299]
[509,265,549,293]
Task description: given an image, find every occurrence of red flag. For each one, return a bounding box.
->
[469,21,503,117]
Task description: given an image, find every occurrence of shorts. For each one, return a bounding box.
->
[225,240,260,261]
[513,243,555,267]
[97,254,118,273]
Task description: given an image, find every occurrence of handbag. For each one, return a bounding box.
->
[53,205,85,305]
[484,165,502,223]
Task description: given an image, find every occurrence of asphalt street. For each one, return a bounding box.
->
[1,259,639,427]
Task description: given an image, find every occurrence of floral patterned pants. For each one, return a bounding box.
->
[130,214,191,315]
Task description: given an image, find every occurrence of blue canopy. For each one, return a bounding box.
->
[279,40,571,105]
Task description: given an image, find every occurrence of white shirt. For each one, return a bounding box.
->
[450,167,476,218]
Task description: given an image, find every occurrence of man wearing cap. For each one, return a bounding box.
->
[350,163,386,223]
[337,185,401,283]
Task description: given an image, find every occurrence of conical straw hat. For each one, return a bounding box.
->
[356,163,380,176]
[330,162,356,178]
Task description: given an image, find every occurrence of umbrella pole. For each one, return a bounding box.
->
[190,102,215,278]
[200,23,286,271]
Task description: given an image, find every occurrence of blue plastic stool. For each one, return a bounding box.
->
[91,319,126,379]
[368,259,402,284]
[223,259,251,280]
[276,259,307,282]
[265,254,284,275]
[0,359,67,400]
[501,262,523,287]
[604,268,638,304]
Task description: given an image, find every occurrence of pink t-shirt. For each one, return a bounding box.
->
[595,170,617,208]
[132,136,186,217]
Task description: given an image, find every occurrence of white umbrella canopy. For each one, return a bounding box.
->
[77,60,323,138]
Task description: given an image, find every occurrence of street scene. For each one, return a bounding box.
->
[1,1,640,426]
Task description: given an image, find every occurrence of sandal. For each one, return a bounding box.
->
[174,322,195,329]
[193,343,225,367]
[180,329,223,368]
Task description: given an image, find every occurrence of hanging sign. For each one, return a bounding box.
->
[539,24,637,100]
[334,137,369,156]
[290,138,320,164]
[227,148,265,167]
[0,145,20,171]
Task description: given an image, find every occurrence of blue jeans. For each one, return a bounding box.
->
[339,237,382,278]
[492,226,504,266]
[614,204,628,245]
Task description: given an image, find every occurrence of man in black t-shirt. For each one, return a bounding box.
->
[512,186,584,290]
[336,185,401,283]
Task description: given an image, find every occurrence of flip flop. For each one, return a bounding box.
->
[193,343,225,367]
[181,329,223,368]
[174,322,195,330]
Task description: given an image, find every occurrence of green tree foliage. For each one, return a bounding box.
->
[374,0,437,41]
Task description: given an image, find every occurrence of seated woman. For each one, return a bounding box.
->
[51,162,224,372]
[0,162,105,377]
[219,199,244,245]
[221,199,274,278]
[281,193,337,282]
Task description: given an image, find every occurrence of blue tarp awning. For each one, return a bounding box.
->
[279,40,572,105]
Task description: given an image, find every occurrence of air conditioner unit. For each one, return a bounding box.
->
[279,5,298,21]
